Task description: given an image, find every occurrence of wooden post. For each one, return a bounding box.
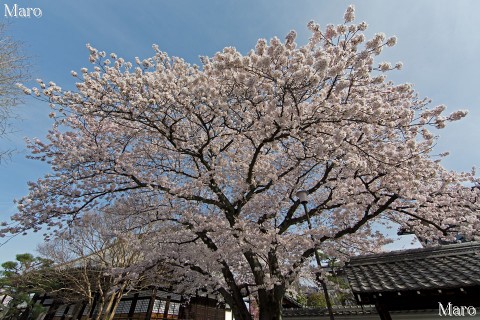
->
[89,294,99,319]
[146,289,157,320]
[375,300,392,320]
[128,293,139,320]
[163,296,171,320]
[75,302,87,320]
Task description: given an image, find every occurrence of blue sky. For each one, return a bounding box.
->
[1,0,479,262]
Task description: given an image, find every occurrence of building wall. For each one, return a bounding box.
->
[42,289,226,320]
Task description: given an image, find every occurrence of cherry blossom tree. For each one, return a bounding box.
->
[7,6,480,320]
[37,208,165,320]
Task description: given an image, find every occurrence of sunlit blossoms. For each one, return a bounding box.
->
[6,6,480,320]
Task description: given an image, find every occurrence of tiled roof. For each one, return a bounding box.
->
[283,295,303,308]
[345,242,480,293]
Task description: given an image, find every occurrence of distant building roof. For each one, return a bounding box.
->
[282,295,303,308]
[346,241,480,293]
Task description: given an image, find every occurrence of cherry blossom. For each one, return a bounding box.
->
[4,6,479,320]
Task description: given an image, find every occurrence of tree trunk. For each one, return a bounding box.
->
[319,279,335,320]
[258,301,282,320]
[257,286,285,320]
[231,302,253,320]
[104,289,124,320]
[220,289,252,320]
[219,263,253,320]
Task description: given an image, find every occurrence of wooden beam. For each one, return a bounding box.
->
[375,300,392,320]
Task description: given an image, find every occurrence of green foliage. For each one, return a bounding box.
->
[295,292,307,306]
[296,268,356,308]
[306,292,327,307]
[0,253,53,320]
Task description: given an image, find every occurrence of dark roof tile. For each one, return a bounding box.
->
[346,242,480,293]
